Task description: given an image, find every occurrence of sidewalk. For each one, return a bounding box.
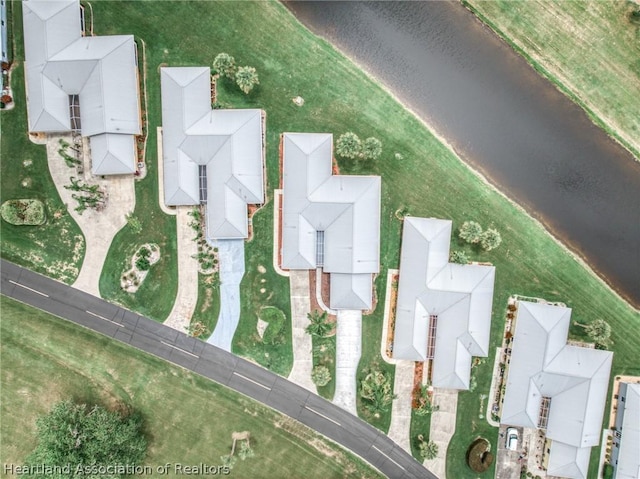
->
[287,270,316,392]
[333,309,362,415]
[424,388,459,479]
[46,134,134,297]
[163,207,199,332]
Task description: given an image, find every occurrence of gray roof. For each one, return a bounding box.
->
[615,383,640,479]
[281,133,381,310]
[90,134,135,175]
[392,217,495,390]
[23,0,140,175]
[500,301,613,479]
[160,67,264,240]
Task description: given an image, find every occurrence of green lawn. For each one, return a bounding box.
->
[0,295,384,479]
[4,1,639,473]
[464,0,640,160]
[0,2,85,283]
[312,334,337,401]
[189,272,221,339]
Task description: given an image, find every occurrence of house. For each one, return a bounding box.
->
[500,301,613,479]
[611,382,640,479]
[22,0,141,175]
[392,217,495,390]
[280,133,380,310]
[160,67,264,241]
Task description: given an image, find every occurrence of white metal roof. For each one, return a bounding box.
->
[392,217,495,390]
[23,0,140,175]
[160,67,264,240]
[616,383,640,479]
[281,132,381,310]
[500,301,613,479]
[90,134,135,175]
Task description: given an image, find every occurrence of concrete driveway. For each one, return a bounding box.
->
[495,425,523,479]
[333,309,362,415]
[207,239,245,351]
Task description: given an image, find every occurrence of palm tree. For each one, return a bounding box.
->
[362,137,383,160]
[418,436,438,461]
[585,319,612,346]
[480,228,502,251]
[335,132,362,159]
[305,310,331,338]
[360,369,396,415]
[235,66,259,94]
[213,53,236,79]
[311,365,332,387]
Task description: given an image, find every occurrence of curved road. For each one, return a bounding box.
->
[0,259,434,479]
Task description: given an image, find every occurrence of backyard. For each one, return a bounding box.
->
[0,295,384,479]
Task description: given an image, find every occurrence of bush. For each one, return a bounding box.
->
[135,256,151,271]
[335,132,362,159]
[602,463,614,479]
[459,221,483,244]
[1,199,46,225]
[261,306,286,344]
[481,228,502,251]
[466,437,493,473]
[450,250,469,264]
[311,365,331,387]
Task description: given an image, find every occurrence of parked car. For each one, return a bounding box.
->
[506,427,518,451]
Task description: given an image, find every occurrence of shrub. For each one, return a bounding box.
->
[335,132,362,159]
[261,307,286,344]
[459,221,483,244]
[360,368,396,414]
[450,250,469,264]
[135,256,151,271]
[311,365,331,387]
[481,228,502,251]
[1,199,46,225]
[362,137,383,160]
[213,53,236,79]
[466,437,493,473]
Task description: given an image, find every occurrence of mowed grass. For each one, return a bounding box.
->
[0,2,85,283]
[464,0,640,159]
[87,0,639,438]
[0,296,384,479]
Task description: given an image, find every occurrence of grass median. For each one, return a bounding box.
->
[0,295,384,479]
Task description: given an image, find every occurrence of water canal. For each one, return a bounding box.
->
[286,1,640,308]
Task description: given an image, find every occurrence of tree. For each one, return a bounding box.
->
[450,250,469,264]
[335,132,362,159]
[22,401,146,478]
[360,369,396,415]
[213,53,236,79]
[418,437,438,461]
[459,221,483,244]
[305,310,331,338]
[235,66,259,94]
[311,365,332,387]
[585,319,612,346]
[480,228,502,251]
[362,137,383,160]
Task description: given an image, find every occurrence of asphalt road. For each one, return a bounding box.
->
[0,259,436,479]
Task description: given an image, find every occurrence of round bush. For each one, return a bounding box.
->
[467,438,493,473]
[1,199,46,225]
[261,306,286,344]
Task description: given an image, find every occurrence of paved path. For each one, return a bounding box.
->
[46,134,135,297]
[423,388,459,479]
[333,309,362,415]
[208,239,245,351]
[163,207,199,332]
[387,361,414,453]
[287,270,316,392]
[1,259,435,479]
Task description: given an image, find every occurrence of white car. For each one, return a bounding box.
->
[506,428,518,451]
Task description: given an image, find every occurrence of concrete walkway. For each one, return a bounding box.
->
[207,239,245,351]
[163,206,199,332]
[423,388,459,479]
[333,309,362,415]
[387,361,414,453]
[46,134,134,297]
[287,270,316,392]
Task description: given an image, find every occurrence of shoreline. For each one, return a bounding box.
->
[283,2,638,312]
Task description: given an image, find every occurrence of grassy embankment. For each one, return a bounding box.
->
[92,2,639,456]
[0,295,384,479]
[464,0,640,160]
[0,1,85,283]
